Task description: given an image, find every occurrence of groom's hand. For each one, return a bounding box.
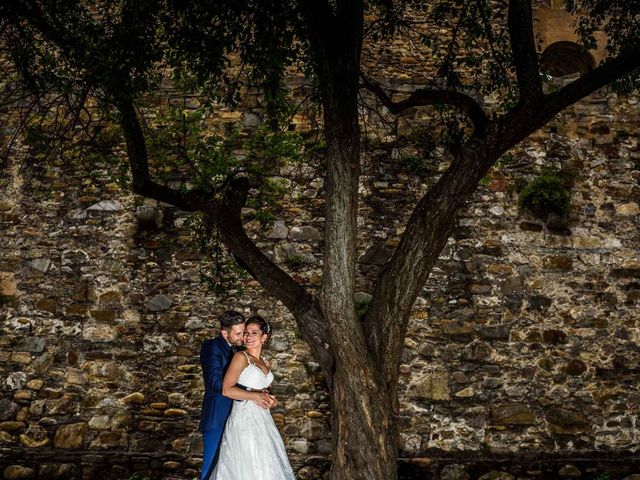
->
[253,391,272,409]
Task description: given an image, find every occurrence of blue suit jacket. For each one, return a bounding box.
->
[199,336,234,432]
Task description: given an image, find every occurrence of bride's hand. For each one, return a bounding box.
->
[267,394,277,408]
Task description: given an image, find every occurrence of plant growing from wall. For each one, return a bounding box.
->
[518,168,572,220]
[284,253,306,270]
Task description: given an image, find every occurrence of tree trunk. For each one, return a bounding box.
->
[321,87,400,480]
[330,349,398,480]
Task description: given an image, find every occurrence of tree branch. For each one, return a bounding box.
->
[218,177,334,372]
[363,140,491,407]
[365,45,640,405]
[7,1,336,373]
[361,74,488,136]
[508,0,543,102]
[494,46,640,154]
[115,97,213,212]
[540,48,640,123]
[118,95,335,372]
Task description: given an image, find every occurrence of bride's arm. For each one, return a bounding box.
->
[222,353,271,404]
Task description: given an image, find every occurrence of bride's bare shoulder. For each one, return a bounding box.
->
[231,351,249,364]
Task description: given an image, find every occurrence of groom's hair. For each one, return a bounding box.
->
[220,310,245,330]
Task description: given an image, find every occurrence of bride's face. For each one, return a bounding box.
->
[243,323,267,349]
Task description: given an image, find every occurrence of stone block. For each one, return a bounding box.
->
[87,200,122,212]
[3,465,36,480]
[98,290,123,305]
[299,418,328,440]
[616,202,639,216]
[121,392,145,405]
[290,226,322,242]
[164,408,187,417]
[528,295,553,311]
[28,258,51,273]
[542,255,573,270]
[88,415,110,430]
[19,433,49,448]
[0,198,13,211]
[545,407,590,434]
[147,294,173,312]
[136,204,164,229]
[19,424,49,448]
[543,329,568,344]
[5,372,27,390]
[408,371,451,400]
[89,310,116,322]
[267,220,289,239]
[488,264,513,275]
[558,464,582,477]
[185,317,205,330]
[90,431,128,449]
[36,298,58,313]
[490,404,535,425]
[37,463,80,480]
[32,352,54,374]
[476,325,511,340]
[0,421,26,432]
[53,422,88,449]
[564,359,587,375]
[0,271,17,296]
[162,461,180,470]
[16,337,46,353]
[297,465,322,480]
[455,387,475,398]
[441,320,474,335]
[0,399,19,421]
[478,471,515,480]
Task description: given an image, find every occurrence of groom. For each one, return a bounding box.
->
[199,310,246,480]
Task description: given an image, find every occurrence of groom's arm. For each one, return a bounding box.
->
[200,341,225,393]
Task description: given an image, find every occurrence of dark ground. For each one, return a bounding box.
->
[397,453,640,480]
[2,452,639,479]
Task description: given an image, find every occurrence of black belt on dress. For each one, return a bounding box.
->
[235,383,254,391]
[234,383,255,402]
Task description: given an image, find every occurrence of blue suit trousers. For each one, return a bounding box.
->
[201,428,225,480]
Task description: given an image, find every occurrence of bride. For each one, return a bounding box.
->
[210,315,296,480]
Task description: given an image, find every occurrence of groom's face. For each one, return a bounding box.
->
[222,323,245,347]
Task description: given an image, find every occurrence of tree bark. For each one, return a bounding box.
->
[298,3,402,478]
[330,357,397,480]
[321,92,401,480]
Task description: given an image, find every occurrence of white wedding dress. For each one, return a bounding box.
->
[211,353,296,480]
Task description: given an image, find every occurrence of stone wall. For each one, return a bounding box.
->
[2,82,639,479]
[2,8,640,480]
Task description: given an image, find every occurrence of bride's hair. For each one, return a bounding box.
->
[246,314,272,336]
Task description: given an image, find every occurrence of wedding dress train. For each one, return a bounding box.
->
[211,354,296,480]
